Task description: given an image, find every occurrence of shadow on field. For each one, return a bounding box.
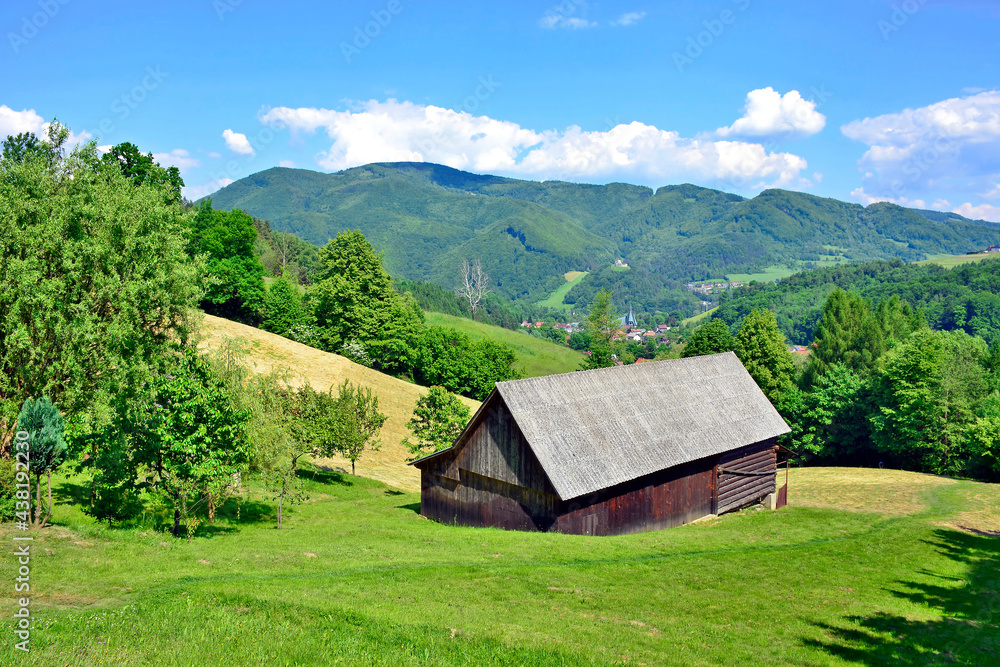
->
[397,502,421,514]
[53,480,93,506]
[300,465,352,488]
[806,529,1000,664]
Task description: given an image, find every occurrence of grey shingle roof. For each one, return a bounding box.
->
[495,352,790,500]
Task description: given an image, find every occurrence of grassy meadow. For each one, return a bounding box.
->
[423,312,584,379]
[2,467,998,666]
[197,314,478,491]
[917,253,1000,269]
[534,271,589,313]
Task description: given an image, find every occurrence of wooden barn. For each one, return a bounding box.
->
[411,352,792,536]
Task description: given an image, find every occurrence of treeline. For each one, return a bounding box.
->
[714,257,1000,345]
[399,279,551,330]
[0,125,514,533]
[689,289,1000,481]
[190,204,521,401]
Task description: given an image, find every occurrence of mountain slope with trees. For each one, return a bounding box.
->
[206,162,1000,310]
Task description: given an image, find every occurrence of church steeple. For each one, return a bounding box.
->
[625,303,637,328]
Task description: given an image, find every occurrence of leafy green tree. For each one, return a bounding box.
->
[795,364,871,462]
[87,351,251,537]
[332,380,387,475]
[1,131,43,164]
[568,331,591,351]
[871,330,991,474]
[735,309,796,406]
[466,338,522,400]
[17,397,66,527]
[805,289,885,386]
[582,289,618,370]
[682,319,735,357]
[262,275,307,336]
[0,129,202,454]
[403,387,471,461]
[101,142,183,204]
[310,230,424,373]
[189,201,267,324]
[875,295,926,346]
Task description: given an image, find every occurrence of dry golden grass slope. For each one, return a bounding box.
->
[198,314,479,492]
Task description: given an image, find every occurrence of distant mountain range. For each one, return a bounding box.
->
[206,162,1000,307]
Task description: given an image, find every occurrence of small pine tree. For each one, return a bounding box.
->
[17,397,66,527]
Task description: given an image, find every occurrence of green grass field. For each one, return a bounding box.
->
[725,264,799,283]
[917,253,1000,269]
[424,312,583,378]
[682,307,718,327]
[3,467,997,665]
[534,271,589,313]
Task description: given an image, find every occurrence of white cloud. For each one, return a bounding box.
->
[540,15,597,29]
[952,201,1000,222]
[222,129,255,156]
[0,105,46,138]
[715,88,826,141]
[279,159,296,168]
[612,11,646,26]
[260,99,812,190]
[207,151,222,158]
[842,90,1000,200]
[152,148,201,172]
[183,177,234,201]
[851,187,1000,222]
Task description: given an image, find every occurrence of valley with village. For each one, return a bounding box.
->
[3,3,1000,666]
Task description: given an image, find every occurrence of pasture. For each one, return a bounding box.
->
[2,467,997,666]
[534,271,589,313]
[423,312,584,379]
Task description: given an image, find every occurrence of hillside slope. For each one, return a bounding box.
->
[207,162,1000,307]
[198,314,477,491]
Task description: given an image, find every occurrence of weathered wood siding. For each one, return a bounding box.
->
[416,395,560,531]
[716,439,778,514]
[552,457,716,536]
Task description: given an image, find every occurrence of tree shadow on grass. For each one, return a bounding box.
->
[52,480,92,506]
[298,464,352,488]
[805,529,1000,664]
[397,502,421,514]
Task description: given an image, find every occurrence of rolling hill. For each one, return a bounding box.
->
[206,162,1000,310]
[197,313,480,491]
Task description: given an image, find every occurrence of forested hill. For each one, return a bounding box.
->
[714,256,1000,346]
[206,162,1000,305]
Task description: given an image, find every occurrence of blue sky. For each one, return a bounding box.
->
[2,0,999,219]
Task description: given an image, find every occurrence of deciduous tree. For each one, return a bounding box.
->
[403,387,471,461]
[682,319,735,357]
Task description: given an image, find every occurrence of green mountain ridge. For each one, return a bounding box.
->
[206,162,1000,308]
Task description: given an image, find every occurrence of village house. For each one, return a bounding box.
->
[411,353,793,536]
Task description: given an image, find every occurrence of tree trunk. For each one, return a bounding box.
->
[41,471,52,528]
[277,494,283,530]
[173,508,181,537]
[34,473,43,526]
[351,459,355,475]
[207,493,216,522]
